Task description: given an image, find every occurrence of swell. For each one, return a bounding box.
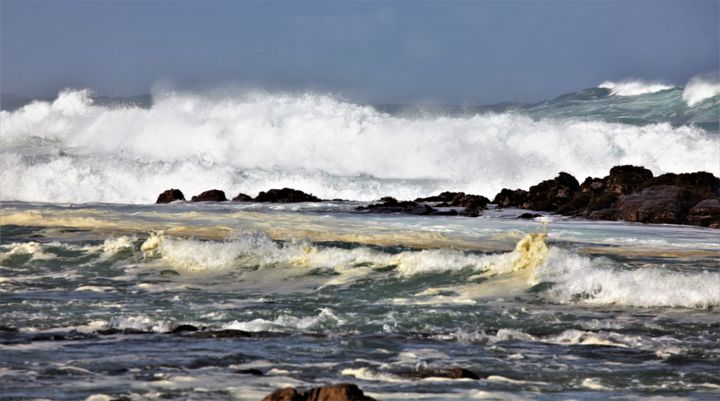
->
[1,89,718,203]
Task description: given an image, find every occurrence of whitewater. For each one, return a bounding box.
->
[1,78,718,203]
[1,79,719,400]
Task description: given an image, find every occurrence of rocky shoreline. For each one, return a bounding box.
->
[155,165,720,228]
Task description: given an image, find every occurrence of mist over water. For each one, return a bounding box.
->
[1,82,718,203]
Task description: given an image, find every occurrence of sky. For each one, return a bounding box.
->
[1,0,718,104]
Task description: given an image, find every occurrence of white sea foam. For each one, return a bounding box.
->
[107,315,171,333]
[535,248,720,308]
[139,231,539,280]
[598,80,674,96]
[222,308,344,332]
[0,242,56,261]
[1,89,717,203]
[682,74,720,106]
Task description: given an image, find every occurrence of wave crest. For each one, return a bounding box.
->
[1,89,717,203]
[682,73,720,106]
[598,80,674,96]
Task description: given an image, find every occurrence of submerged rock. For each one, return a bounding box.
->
[191,189,228,202]
[401,367,483,380]
[262,383,376,401]
[255,188,321,203]
[156,189,185,203]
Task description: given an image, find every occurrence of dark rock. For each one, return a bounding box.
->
[262,383,376,401]
[401,367,483,380]
[232,193,253,202]
[156,189,185,203]
[492,188,528,207]
[518,213,542,219]
[685,198,720,228]
[234,368,263,376]
[605,165,654,195]
[432,209,460,216]
[255,188,321,203]
[523,172,579,211]
[189,329,253,339]
[191,189,228,202]
[641,172,720,196]
[614,185,703,224]
[415,191,463,203]
[170,324,199,334]
[357,197,438,215]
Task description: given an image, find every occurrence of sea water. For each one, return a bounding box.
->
[1,79,719,400]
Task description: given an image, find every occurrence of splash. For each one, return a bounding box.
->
[682,73,720,106]
[1,89,717,203]
[598,80,674,96]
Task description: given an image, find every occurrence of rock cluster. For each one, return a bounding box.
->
[152,166,720,228]
[356,192,490,217]
[494,166,720,228]
[262,383,376,401]
[155,187,321,204]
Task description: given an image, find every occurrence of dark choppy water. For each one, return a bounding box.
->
[1,202,719,400]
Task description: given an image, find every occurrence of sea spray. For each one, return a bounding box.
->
[1,88,718,203]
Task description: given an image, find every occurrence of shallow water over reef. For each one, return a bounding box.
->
[1,201,719,400]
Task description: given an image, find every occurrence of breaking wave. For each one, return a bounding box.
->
[598,80,674,96]
[1,87,718,203]
[682,74,720,106]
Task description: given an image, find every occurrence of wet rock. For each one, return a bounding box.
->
[614,185,703,224]
[492,188,528,208]
[189,329,253,339]
[400,367,483,380]
[685,198,720,228]
[604,165,654,195]
[641,172,720,196]
[156,189,185,203]
[234,368,263,376]
[357,197,437,215]
[431,209,459,216]
[415,191,463,203]
[262,383,376,401]
[518,213,542,219]
[232,193,253,202]
[255,188,321,203]
[170,324,199,333]
[523,172,579,211]
[191,189,228,202]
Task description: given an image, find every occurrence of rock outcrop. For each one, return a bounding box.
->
[685,198,720,228]
[156,189,185,203]
[191,189,228,202]
[262,383,376,401]
[523,172,579,211]
[357,197,436,215]
[255,188,322,203]
[492,165,720,228]
[231,193,253,202]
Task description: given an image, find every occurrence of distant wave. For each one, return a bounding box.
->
[0,87,718,203]
[682,73,720,106]
[598,79,674,97]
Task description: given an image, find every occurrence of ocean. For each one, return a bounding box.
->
[1,79,719,400]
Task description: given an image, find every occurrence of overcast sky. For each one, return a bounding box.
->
[1,0,718,103]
